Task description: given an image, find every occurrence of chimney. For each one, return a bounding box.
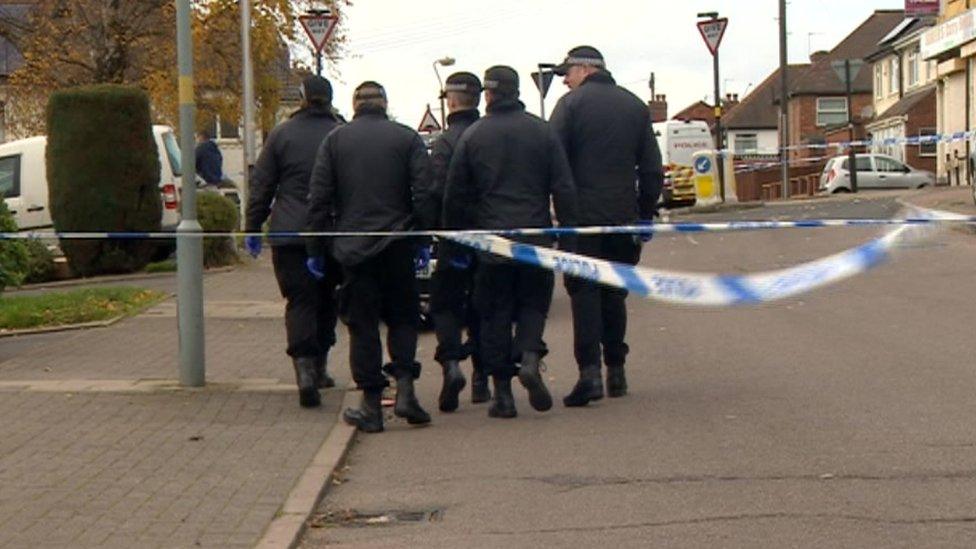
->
[810,50,829,64]
[648,94,668,123]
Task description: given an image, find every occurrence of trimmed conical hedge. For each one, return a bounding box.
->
[46,85,162,276]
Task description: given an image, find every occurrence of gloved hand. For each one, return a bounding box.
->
[635,219,654,244]
[448,253,472,270]
[415,246,432,271]
[306,256,326,280]
[244,235,262,258]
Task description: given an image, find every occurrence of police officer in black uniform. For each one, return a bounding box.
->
[549,46,664,407]
[306,81,436,433]
[428,72,490,412]
[245,75,343,409]
[444,66,579,419]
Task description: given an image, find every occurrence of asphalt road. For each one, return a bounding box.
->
[301,192,976,548]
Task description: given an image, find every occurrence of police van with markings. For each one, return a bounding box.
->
[654,119,712,208]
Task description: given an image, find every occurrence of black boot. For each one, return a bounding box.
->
[488,375,517,418]
[394,375,432,425]
[563,365,604,407]
[517,352,553,412]
[343,389,384,433]
[314,355,335,389]
[470,369,492,404]
[606,365,628,398]
[293,357,321,408]
[438,360,467,413]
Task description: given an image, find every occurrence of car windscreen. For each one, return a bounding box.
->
[162,131,182,177]
[0,154,20,198]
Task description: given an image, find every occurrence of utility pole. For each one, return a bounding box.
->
[779,0,790,198]
[241,0,255,221]
[845,59,859,193]
[175,0,205,386]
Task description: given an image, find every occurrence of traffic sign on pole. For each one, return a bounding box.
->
[831,59,864,85]
[697,18,729,56]
[299,12,339,53]
[531,70,554,99]
[418,105,442,133]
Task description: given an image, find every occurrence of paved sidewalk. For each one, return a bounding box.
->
[0,256,350,548]
[901,185,976,216]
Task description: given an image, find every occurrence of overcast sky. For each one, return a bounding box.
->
[306,0,906,126]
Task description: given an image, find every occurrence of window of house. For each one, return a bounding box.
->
[919,127,937,157]
[907,49,920,88]
[816,97,848,127]
[875,64,884,99]
[734,133,758,153]
[889,57,900,96]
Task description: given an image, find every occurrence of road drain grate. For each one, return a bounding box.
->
[309,508,444,528]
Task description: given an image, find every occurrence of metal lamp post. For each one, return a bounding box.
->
[433,56,455,129]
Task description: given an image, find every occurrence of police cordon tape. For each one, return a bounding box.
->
[0,206,963,307]
[1,215,975,241]
[719,129,975,157]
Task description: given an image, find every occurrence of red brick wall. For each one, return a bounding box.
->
[903,93,937,173]
[787,93,874,159]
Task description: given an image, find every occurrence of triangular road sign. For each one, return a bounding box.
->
[831,59,865,86]
[697,18,729,56]
[418,105,441,133]
[299,12,340,54]
[531,71,555,99]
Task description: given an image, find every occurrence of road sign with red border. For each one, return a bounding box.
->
[418,105,441,133]
[299,12,340,54]
[697,18,729,56]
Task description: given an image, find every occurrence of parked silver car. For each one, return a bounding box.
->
[819,154,934,193]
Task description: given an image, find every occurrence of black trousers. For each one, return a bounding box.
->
[474,258,554,379]
[430,257,483,371]
[339,239,420,391]
[271,245,341,359]
[564,234,642,370]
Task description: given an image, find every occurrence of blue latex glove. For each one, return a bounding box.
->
[306,256,326,280]
[635,219,654,243]
[448,253,472,270]
[244,236,262,258]
[415,246,432,271]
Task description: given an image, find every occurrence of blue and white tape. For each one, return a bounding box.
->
[1,216,973,241]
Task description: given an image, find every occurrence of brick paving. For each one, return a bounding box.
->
[0,256,349,548]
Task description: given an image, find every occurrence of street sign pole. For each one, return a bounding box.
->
[175,0,205,387]
[845,59,859,193]
[713,48,725,202]
[533,63,555,121]
[779,0,790,199]
[698,14,728,202]
[241,0,255,222]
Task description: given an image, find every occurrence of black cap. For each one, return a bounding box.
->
[552,45,606,76]
[353,81,387,101]
[300,75,333,103]
[443,72,482,96]
[483,66,519,96]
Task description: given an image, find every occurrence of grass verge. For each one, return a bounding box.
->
[145,259,178,274]
[0,287,167,331]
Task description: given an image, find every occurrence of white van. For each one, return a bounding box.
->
[1,125,184,231]
[653,119,713,208]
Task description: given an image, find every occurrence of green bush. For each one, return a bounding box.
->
[22,239,56,283]
[0,201,29,293]
[198,191,239,268]
[46,85,162,277]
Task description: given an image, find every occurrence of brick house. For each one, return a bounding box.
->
[783,10,907,159]
[724,64,807,156]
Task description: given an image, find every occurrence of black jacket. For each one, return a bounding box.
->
[247,106,342,247]
[444,98,578,249]
[549,71,664,225]
[430,109,480,228]
[195,140,223,185]
[306,106,434,266]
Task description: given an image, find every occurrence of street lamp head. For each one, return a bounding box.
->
[437,57,456,67]
[697,11,719,19]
